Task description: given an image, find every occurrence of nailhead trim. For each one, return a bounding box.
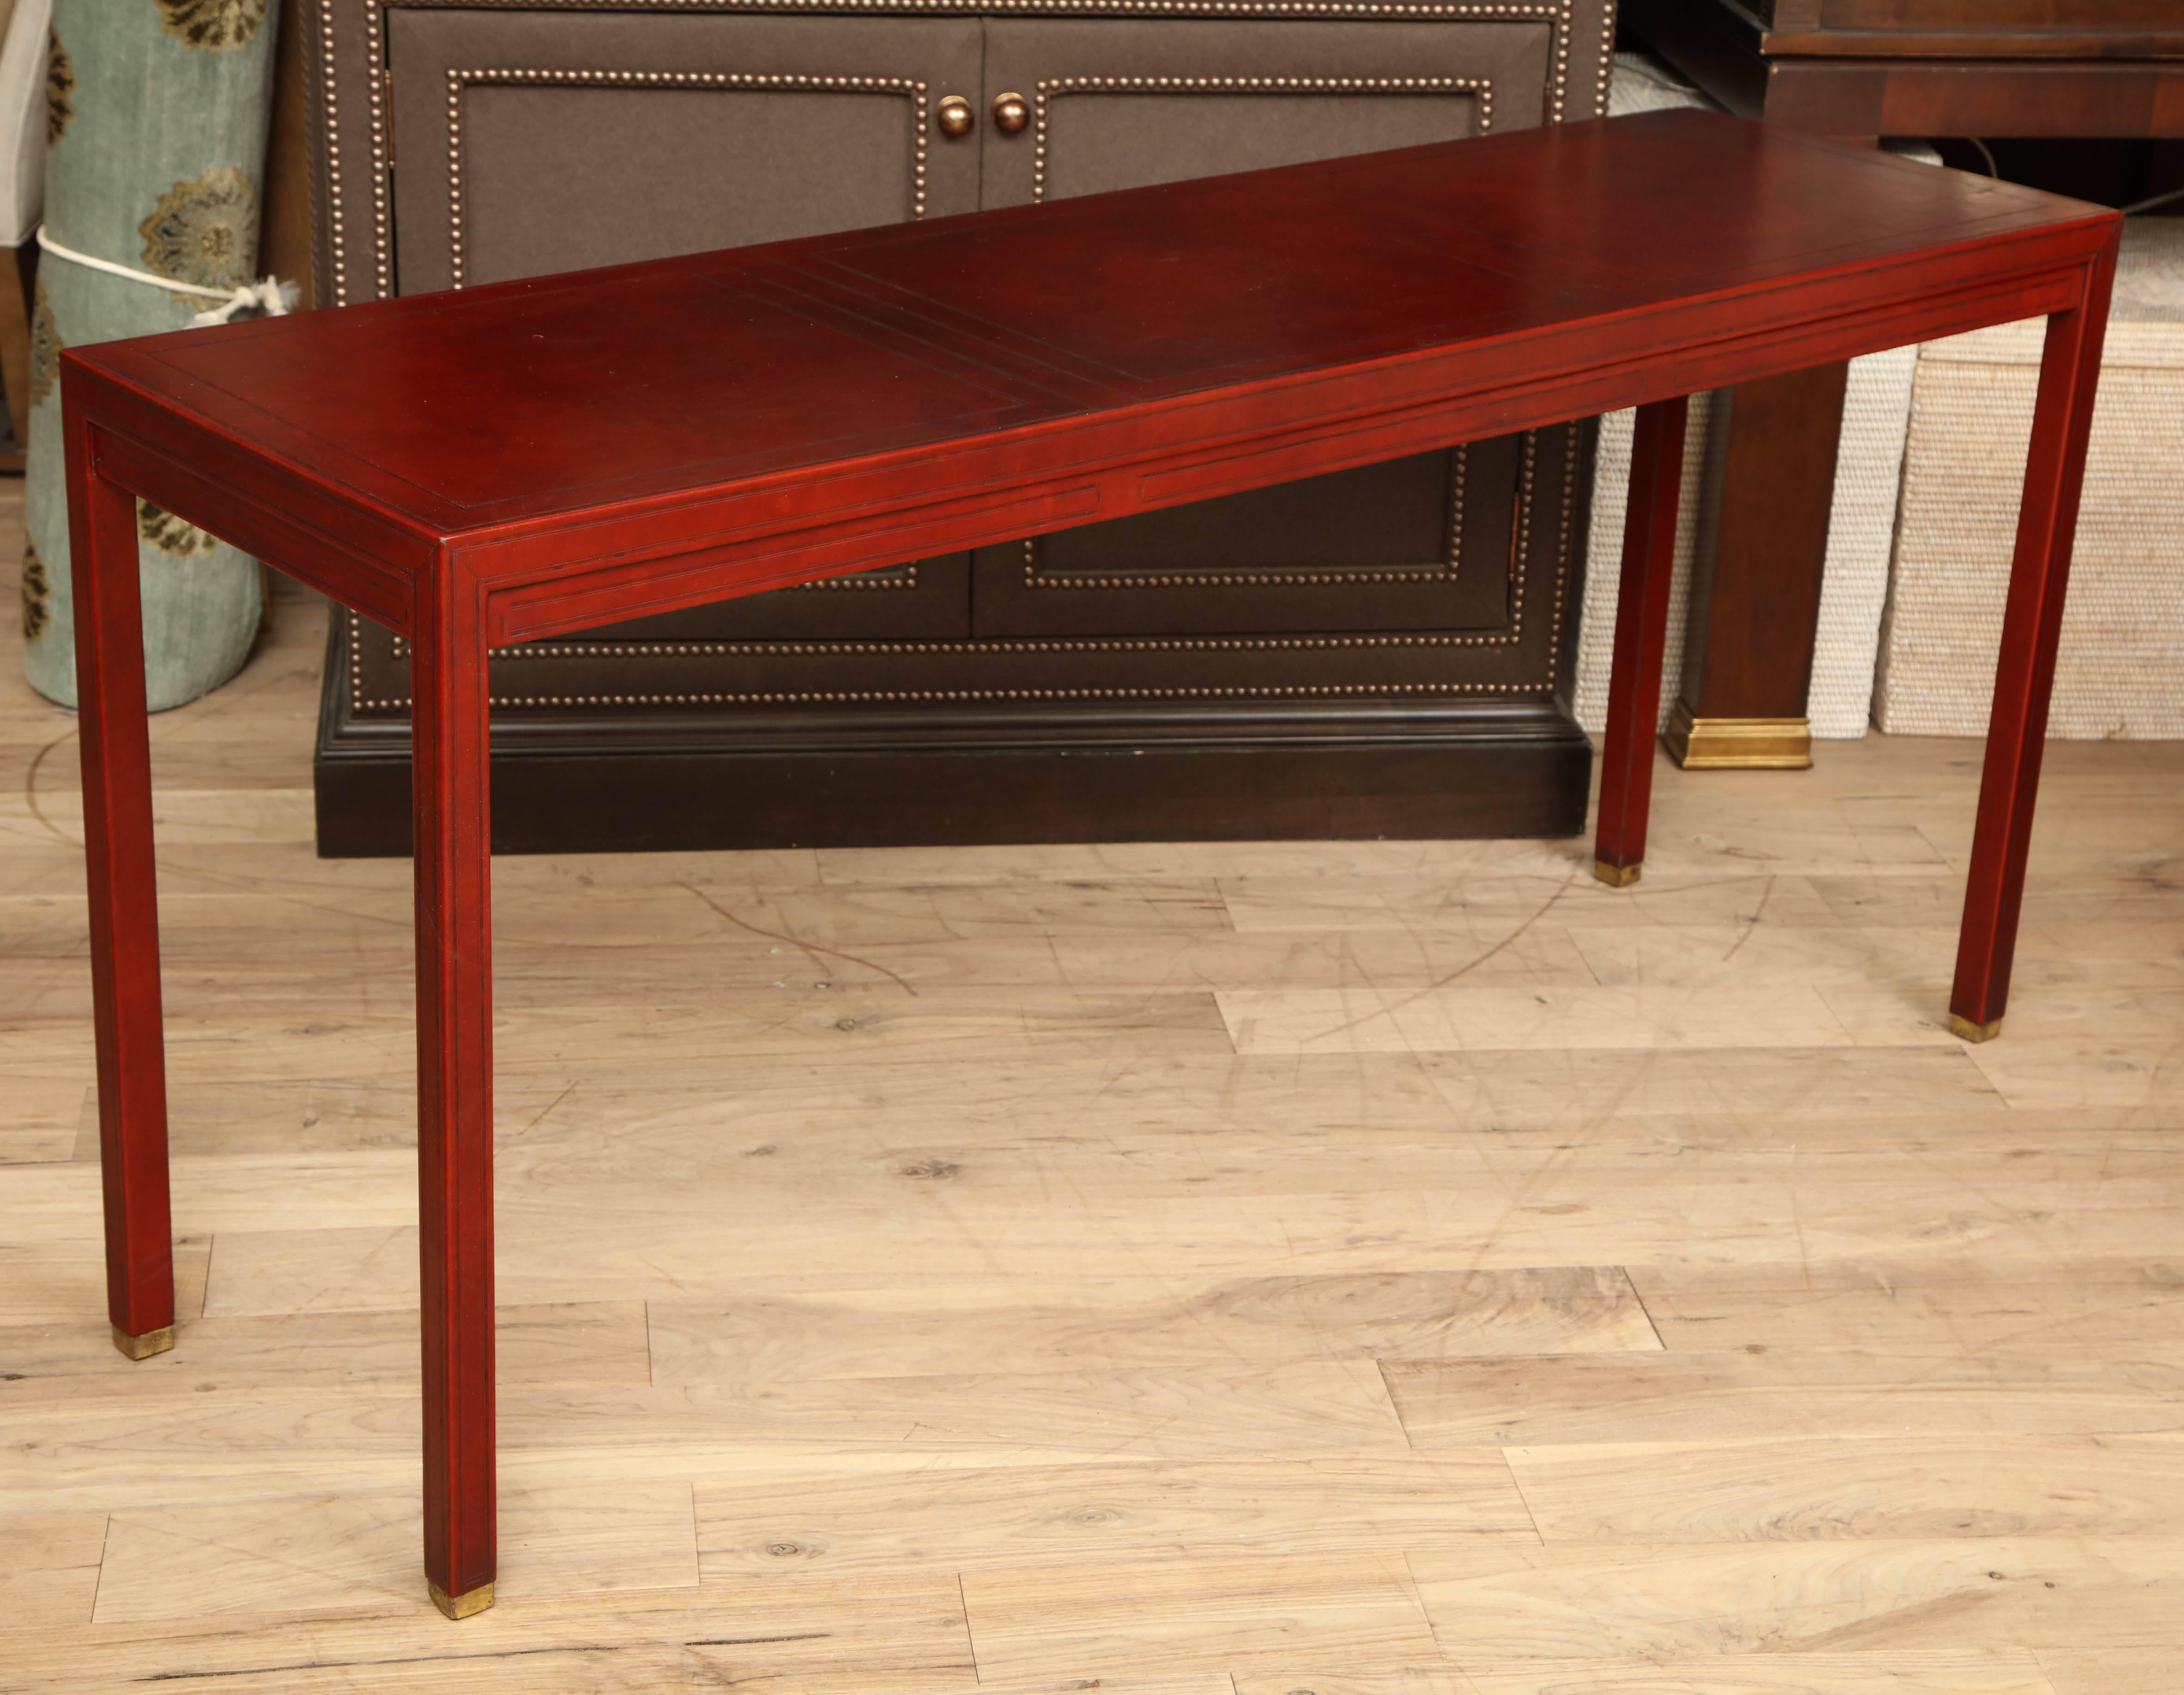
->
[376,1,1566,7]
[322,4,1598,714]
[388,621,1527,664]
[346,416,1572,717]
[1509,424,1539,638]
[366,1,392,300]
[327,1,1591,310]
[1592,0,1614,123]
[1031,74,1494,205]
[1002,430,1546,639]
[1545,411,1578,672]
[319,1,347,305]
[793,563,917,590]
[484,631,1503,657]
[1019,443,1471,590]
[354,667,1550,712]
[349,425,1577,709]
[447,67,931,289]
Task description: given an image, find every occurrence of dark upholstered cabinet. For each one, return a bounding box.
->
[306,1,1615,854]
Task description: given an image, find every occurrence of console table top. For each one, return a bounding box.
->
[67,109,2111,637]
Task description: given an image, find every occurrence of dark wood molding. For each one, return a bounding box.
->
[1694,0,2184,61]
[1762,61,2184,137]
[1675,359,1849,737]
[314,616,1595,857]
[1624,0,2183,775]
[261,0,317,312]
[1627,0,2184,135]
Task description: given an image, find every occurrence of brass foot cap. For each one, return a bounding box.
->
[430,1580,494,1620]
[1594,860,1641,888]
[111,1324,174,1361]
[1949,1013,2003,1045]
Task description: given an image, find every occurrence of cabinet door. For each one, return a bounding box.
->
[385,8,984,640]
[972,18,1552,640]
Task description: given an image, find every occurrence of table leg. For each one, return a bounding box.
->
[1949,235,2120,1044]
[410,568,498,1618]
[1593,393,1690,887]
[65,417,176,1362]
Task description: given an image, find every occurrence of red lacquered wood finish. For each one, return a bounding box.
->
[408,560,499,1605]
[1949,224,2121,1041]
[60,110,2119,1612]
[64,410,175,1351]
[1593,395,1690,887]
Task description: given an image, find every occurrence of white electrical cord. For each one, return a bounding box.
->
[36,224,295,326]
[2120,182,2184,217]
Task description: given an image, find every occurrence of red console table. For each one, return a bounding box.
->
[63,109,2117,1618]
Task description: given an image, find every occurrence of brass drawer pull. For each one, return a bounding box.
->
[935,95,974,138]
[992,90,1029,135]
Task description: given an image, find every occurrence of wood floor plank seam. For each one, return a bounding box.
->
[6,505,2184,1680]
[957,1569,980,1684]
[1488,1450,1552,1551]
[85,1513,110,1632]
[1625,1266,1671,1353]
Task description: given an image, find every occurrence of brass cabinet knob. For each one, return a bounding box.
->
[992,91,1029,135]
[935,95,974,139]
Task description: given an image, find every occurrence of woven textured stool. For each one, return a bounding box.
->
[1878,217,2184,740]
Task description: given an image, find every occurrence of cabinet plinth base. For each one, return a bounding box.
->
[315,621,1595,856]
[1665,703,1814,770]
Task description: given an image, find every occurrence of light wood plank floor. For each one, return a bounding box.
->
[4,484,2182,1693]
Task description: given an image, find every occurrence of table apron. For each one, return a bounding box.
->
[473,260,2084,647]
[87,422,423,634]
